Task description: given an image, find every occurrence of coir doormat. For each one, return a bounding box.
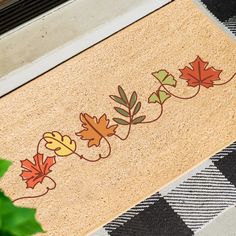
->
[0,0,235,235]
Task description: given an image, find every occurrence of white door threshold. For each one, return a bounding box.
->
[0,0,172,97]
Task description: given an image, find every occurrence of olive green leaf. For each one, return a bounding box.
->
[133,102,141,116]
[118,86,128,104]
[113,118,130,125]
[0,191,44,236]
[152,70,177,87]
[114,107,129,117]
[132,116,146,124]
[0,159,12,178]
[111,87,144,125]
[129,91,137,109]
[109,95,127,107]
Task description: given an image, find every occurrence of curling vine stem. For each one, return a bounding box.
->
[160,84,201,100]
[214,73,236,86]
[74,137,112,162]
[13,176,56,203]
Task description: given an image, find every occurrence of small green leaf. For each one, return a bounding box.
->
[148,91,171,104]
[133,102,141,116]
[132,115,146,124]
[118,86,128,104]
[110,95,127,107]
[113,118,130,125]
[158,90,171,104]
[152,70,177,87]
[114,107,129,117]
[0,159,12,178]
[148,92,159,103]
[129,91,137,109]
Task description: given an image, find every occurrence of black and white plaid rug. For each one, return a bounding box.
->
[92,142,236,235]
[195,0,236,37]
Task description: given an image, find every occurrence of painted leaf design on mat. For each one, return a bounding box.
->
[152,70,177,87]
[76,113,118,147]
[118,85,128,104]
[110,86,128,107]
[20,153,56,189]
[133,101,141,116]
[43,131,76,156]
[132,116,146,124]
[114,107,129,117]
[179,56,222,88]
[148,90,171,104]
[110,86,145,125]
[129,91,137,109]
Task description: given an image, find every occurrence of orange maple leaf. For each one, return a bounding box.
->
[179,56,222,88]
[76,113,118,147]
[20,153,56,189]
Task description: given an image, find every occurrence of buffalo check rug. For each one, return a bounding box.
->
[0,0,236,235]
[92,142,236,236]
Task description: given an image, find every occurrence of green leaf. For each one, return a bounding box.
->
[132,115,146,124]
[158,90,171,104]
[0,230,12,235]
[129,91,137,109]
[113,118,130,125]
[114,107,129,117]
[110,95,127,107]
[133,102,141,116]
[152,70,177,87]
[148,91,171,104]
[148,92,159,103]
[0,159,12,178]
[0,191,44,236]
[118,86,128,104]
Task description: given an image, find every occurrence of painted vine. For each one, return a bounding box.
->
[13,56,236,202]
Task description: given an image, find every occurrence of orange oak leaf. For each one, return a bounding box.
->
[76,113,118,147]
[179,56,222,88]
[20,153,56,189]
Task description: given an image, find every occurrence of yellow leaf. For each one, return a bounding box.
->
[43,131,76,157]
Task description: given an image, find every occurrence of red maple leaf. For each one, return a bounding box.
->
[20,153,56,189]
[179,56,222,88]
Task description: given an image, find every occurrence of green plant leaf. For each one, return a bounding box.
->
[114,107,129,117]
[109,95,127,107]
[148,92,159,103]
[113,118,130,125]
[0,191,44,236]
[152,70,177,87]
[158,90,171,104]
[0,159,12,178]
[133,102,141,116]
[118,86,128,104]
[132,115,146,124]
[129,91,137,109]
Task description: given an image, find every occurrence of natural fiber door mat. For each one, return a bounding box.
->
[0,0,235,235]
